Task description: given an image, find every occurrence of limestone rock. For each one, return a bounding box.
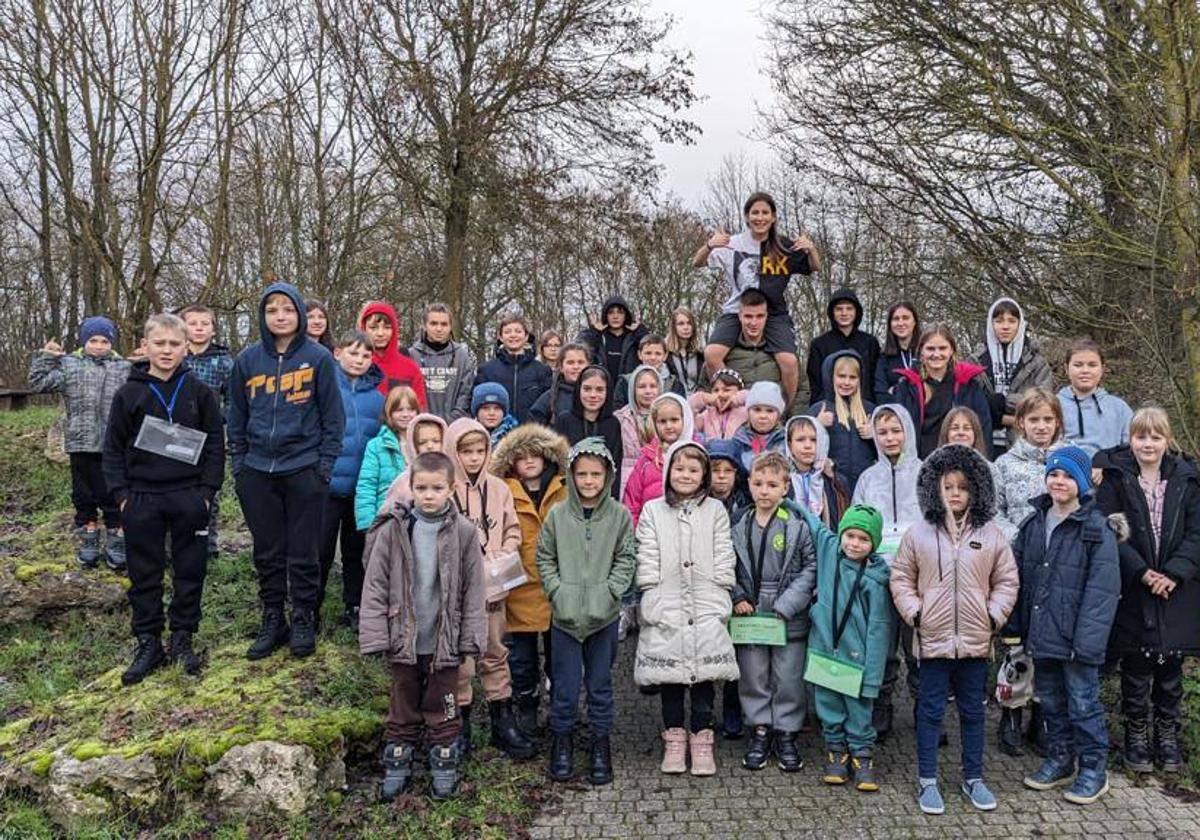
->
[0,560,127,625]
[206,741,321,818]
[45,748,159,826]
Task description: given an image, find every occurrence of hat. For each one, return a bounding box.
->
[838,504,884,551]
[79,316,117,346]
[1045,445,1092,495]
[471,382,510,416]
[712,368,745,389]
[745,381,785,415]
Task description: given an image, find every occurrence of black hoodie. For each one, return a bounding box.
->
[574,294,649,382]
[102,361,225,506]
[805,288,880,403]
[553,364,624,498]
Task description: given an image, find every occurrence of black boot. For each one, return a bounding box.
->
[514,691,540,738]
[775,730,803,773]
[998,706,1025,757]
[247,607,289,660]
[455,705,473,761]
[1124,715,1153,772]
[380,742,413,800]
[289,608,316,658]
[490,698,538,759]
[168,630,202,676]
[588,735,613,785]
[872,698,893,744]
[743,725,772,770]
[121,634,165,686]
[548,732,574,782]
[1026,700,1048,757]
[1154,718,1183,773]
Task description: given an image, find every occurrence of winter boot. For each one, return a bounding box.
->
[721,704,744,739]
[289,608,317,658]
[75,525,101,568]
[168,630,202,676]
[380,742,414,799]
[246,606,290,660]
[822,749,850,784]
[1123,715,1154,773]
[775,730,803,773]
[490,698,538,759]
[1154,718,1184,773]
[871,699,893,744]
[455,705,473,761]
[548,732,574,782]
[660,727,688,774]
[428,743,460,800]
[121,634,165,686]
[852,752,879,792]
[742,725,772,770]
[998,706,1025,756]
[1026,700,1049,757]
[588,735,613,785]
[514,691,540,738]
[104,528,126,571]
[689,729,716,776]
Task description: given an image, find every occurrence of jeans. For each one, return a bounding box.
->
[661,682,715,732]
[549,622,619,737]
[507,630,553,697]
[917,657,987,780]
[1034,658,1108,771]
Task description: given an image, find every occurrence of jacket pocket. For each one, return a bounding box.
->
[386,607,404,652]
[639,587,666,627]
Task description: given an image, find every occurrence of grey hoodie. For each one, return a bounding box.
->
[1056,386,1133,456]
[408,337,477,421]
[851,404,922,559]
[784,415,831,519]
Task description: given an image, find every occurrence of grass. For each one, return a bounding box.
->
[0,408,554,837]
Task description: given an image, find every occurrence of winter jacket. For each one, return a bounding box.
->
[1057,387,1132,456]
[971,297,1054,449]
[574,294,649,380]
[613,365,684,411]
[806,349,877,489]
[800,507,893,699]
[805,289,881,403]
[1005,495,1120,665]
[444,418,521,563]
[1095,447,1200,656]
[666,350,704,395]
[730,423,787,475]
[528,375,576,427]
[716,336,782,395]
[553,365,624,498]
[359,502,487,670]
[993,437,1065,540]
[890,445,1019,659]
[381,413,449,510]
[227,283,345,481]
[785,415,850,529]
[329,364,385,497]
[613,364,661,489]
[873,347,916,405]
[622,393,695,527]
[355,426,407,530]
[536,437,637,642]
[358,301,427,404]
[408,336,476,421]
[186,341,235,415]
[490,424,570,633]
[101,362,224,506]
[689,388,748,445]
[29,348,131,453]
[634,442,740,686]
[852,404,923,555]
[731,498,819,640]
[475,345,553,423]
[894,361,994,459]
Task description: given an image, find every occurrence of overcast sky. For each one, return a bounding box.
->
[649,0,775,209]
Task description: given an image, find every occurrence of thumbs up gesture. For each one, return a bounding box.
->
[707,227,731,250]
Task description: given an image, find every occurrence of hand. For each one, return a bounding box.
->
[821,459,835,478]
[707,228,731,250]
[588,313,603,331]
[856,421,873,440]
[791,233,816,253]
[42,339,65,356]
[733,600,755,616]
[817,408,834,428]
[1091,467,1103,486]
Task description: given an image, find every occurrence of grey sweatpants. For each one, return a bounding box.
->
[736,639,807,732]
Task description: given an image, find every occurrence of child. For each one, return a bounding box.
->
[731,381,788,473]
[319,331,385,630]
[994,388,1065,540]
[665,307,705,394]
[623,393,695,527]
[801,504,892,792]
[355,386,421,531]
[614,364,662,490]
[973,297,1054,454]
[359,451,487,801]
[358,300,427,404]
[489,424,571,736]
[1095,407,1200,776]
[613,334,685,409]
[938,406,990,457]
[689,368,748,444]
[408,302,477,421]
[807,289,881,405]
[475,312,552,423]
[730,451,818,772]
[538,329,564,368]
[537,438,637,785]
[635,442,739,776]
[530,343,592,426]
[890,444,1019,815]
[1057,338,1133,456]
[229,282,345,660]
[381,412,449,509]
[786,415,849,528]
[102,313,224,684]
[552,365,624,496]
[29,316,132,569]
[895,324,993,459]
[575,294,648,382]
[874,302,919,404]
[1007,446,1120,805]
[808,349,876,490]
[472,382,519,447]
[305,299,335,352]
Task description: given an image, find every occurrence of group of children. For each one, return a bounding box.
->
[29,244,1199,810]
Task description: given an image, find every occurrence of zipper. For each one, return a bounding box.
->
[890,464,898,522]
[951,531,960,658]
[268,354,282,473]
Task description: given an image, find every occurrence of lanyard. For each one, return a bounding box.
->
[454,484,489,551]
[148,374,187,424]
[831,557,868,650]
[745,517,774,601]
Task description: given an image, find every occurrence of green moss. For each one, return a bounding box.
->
[28,751,54,777]
[13,562,68,582]
[70,742,110,761]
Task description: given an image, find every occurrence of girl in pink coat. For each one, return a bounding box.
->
[623,393,695,527]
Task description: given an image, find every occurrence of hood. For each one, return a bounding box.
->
[336,362,384,392]
[652,391,695,446]
[826,287,864,331]
[601,294,635,325]
[444,417,494,487]
[917,444,997,528]
[897,361,986,392]
[571,364,616,421]
[565,436,618,516]
[404,412,448,459]
[490,423,570,479]
[785,414,829,472]
[358,300,400,352]
[984,296,1027,370]
[625,364,663,411]
[818,348,864,402]
[869,403,918,464]
[706,438,745,478]
[259,282,309,356]
[662,440,711,496]
[494,342,537,365]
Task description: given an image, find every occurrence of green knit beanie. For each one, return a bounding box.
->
[838,504,884,551]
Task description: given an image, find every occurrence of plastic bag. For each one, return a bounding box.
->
[484,550,527,603]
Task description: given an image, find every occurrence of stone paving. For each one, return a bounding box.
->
[528,640,1200,839]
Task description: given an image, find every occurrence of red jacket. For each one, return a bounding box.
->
[358,301,427,406]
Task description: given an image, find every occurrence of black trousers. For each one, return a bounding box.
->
[123,488,209,635]
[70,452,120,528]
[507,630,554,696]
[661,681,715,732]
[317,493,366,614]
[235,466,327,612]
[1121,652,1184,724]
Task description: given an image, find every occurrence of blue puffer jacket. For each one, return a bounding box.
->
[806,349,877,490]
[474,345,552,423]
[330,364,384,497]
[1005,494,1121,665]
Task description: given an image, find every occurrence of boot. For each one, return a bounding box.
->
[455,705,473,761]
[490,698,537,759]
[660,728,688,774]
[689,729,716,776]
[872,699,893,744]
[742,725,772,770]
[75,525,100,568]
[428,743,460,800]
[1026,700,1048,757]
[168,630,202,676]
[514,691,540,738]
[104,528,126,571]
[379,742,413,800]
[852,751,879,792]
[1123,715,1153,773]
[998,706,1025,757]
[1154,718,1183,773]
[548,732,574,782]
[246,607,289,660]
[822,749,849,785]
[775,730,803,773]
[588,735,613,785]
[289,608,317,658]
[121,634,165,686]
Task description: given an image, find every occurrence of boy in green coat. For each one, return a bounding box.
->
[799,503,893,792]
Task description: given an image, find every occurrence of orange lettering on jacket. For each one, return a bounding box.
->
[245,367,314,404]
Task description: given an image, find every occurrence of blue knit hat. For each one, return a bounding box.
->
[79,316,117,346]
[1046,445,1092,495]
[471,382,510,416]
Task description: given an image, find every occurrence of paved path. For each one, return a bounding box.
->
[529,640,1200,839]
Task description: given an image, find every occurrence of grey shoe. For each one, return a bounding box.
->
[75,526,101,568]
[429,743,460,799]
[380,743,414,800]
[104,528,126,571]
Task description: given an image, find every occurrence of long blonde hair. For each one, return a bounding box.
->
[1130,406,1179,452]
[832,355,869,428]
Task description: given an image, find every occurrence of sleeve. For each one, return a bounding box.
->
[198,384,225,498]
[459,526,488,658]
[316,353,346,482]
[622,459,645,526]
[358,522,393,655]
[1162,479,1200,584]
[355,443,382,530]
[1095,470,1149,585]
[993,467,1018,541]
[986,537,1020,629]
[634,506,661,591]
[101,389,132,507]
[535,512,561,598]
[218,355,235,419]
[451,348,477,421]
[969,385,995,459]
[1002,523,1029,639]
[873,359,892,406]
[226,357,248,474]
[607,510,638,601]
[409,359,429,411]
[610,431,624,500]
[612,375,629,411]
[1073,526,1121,664]
[711,506,736,590]
[528,389,552,425]
[798,504,842,561]
[499,484,521,554]
[889,529,922,624]
[773,520,817,620]
[28,351,64,394]
[805,347,823,406]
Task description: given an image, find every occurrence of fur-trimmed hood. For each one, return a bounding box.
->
[917,443,996,528]
[490,423,570,479]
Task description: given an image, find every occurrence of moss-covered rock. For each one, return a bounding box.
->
[0,555,129,625]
